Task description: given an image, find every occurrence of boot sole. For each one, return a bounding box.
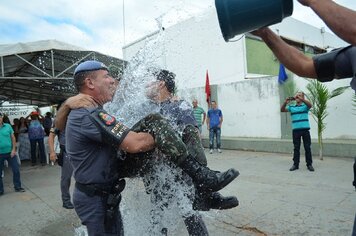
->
[211,197,239,210]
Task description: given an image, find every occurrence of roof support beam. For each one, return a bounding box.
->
[0,77,73,80]
[1,57,3,77]
[14,53,52,77]
[51,50,55,77]
[55,51,95,78]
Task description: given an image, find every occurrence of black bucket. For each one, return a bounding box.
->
[215,0,293,41]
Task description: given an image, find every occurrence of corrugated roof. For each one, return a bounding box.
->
[0,40,126,107]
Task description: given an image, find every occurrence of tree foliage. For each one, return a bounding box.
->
[306,80,349,160]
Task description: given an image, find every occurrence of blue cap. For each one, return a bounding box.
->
[74,60,108,75]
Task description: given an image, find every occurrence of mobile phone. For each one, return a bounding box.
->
[288,97,295,100]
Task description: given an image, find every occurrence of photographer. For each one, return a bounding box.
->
[281,92,314,172]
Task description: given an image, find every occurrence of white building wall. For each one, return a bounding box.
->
[293,76,356,140]
[123,9,247,88]
[183,77,281,138]
[123,9,354,140]
[270,18,347,49]
[217,77,281,138]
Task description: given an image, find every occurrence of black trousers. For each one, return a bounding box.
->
[353,157,356,188]
[292,129,313,166]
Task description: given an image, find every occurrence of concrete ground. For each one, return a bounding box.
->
[0,150,355,236]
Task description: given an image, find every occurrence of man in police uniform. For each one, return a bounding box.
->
[61,61,239,235]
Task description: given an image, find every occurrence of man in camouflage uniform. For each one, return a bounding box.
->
[119,68,239,235]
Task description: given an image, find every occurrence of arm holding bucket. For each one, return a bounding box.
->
[252,28,317,79]
[298,0,356,45]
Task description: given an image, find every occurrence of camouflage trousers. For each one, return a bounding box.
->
[182,125,207,166]
[117,113,207,178]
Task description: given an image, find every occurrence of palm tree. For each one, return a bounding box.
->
[306,80,349,160]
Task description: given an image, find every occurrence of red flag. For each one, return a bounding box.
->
[205,70,211,104]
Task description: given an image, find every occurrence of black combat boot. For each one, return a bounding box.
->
[208,192,239,210]
[180,154,239,192]
[193,191,239,211]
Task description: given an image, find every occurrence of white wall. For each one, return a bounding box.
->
[270,18,347,49]
[217,77,281,138]
[180,77,281,138]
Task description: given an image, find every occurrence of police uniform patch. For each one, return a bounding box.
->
[111,122,129,138]
[98,111,116,126]
[90,108,131,146]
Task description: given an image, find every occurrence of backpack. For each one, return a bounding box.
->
[28,120,45,140]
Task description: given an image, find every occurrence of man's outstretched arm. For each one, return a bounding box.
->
[252,28,317,79]
[298,0,356,45]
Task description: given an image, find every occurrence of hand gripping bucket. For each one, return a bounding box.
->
[215,0,293,41]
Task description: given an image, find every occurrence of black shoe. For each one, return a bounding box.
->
[180,155,239,192]
[307,165,315,172]
[15,187,26,192]
[0,192,3,196]
[209,192,239,210]
[31,163,36,166]
[289,165,299,171]
[62,202,74,209]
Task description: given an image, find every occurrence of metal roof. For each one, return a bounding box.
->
[0,39,126,107]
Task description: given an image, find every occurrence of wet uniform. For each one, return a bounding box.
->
[67,108,191,235]
[66,108,126,236]
[159,99,209,235]
[121,99,210,236]
[159,99,207,166]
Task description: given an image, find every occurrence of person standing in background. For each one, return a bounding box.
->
[48,102,74,209]
[0,112,25,195]
[17,117,30,161]
[27,112,46,166]
[12,118,20,142]
[43,112,53,136]
[281,92,314,172]
[192,99,206,134]
[207,101,223,154]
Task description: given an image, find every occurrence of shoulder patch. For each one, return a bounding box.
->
[98,111,116,126]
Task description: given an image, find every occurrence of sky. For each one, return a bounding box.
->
[0,0,355,58]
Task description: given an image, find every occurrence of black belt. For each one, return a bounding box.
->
[75,182,112,197]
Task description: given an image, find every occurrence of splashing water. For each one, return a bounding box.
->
[104,30,197,235]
